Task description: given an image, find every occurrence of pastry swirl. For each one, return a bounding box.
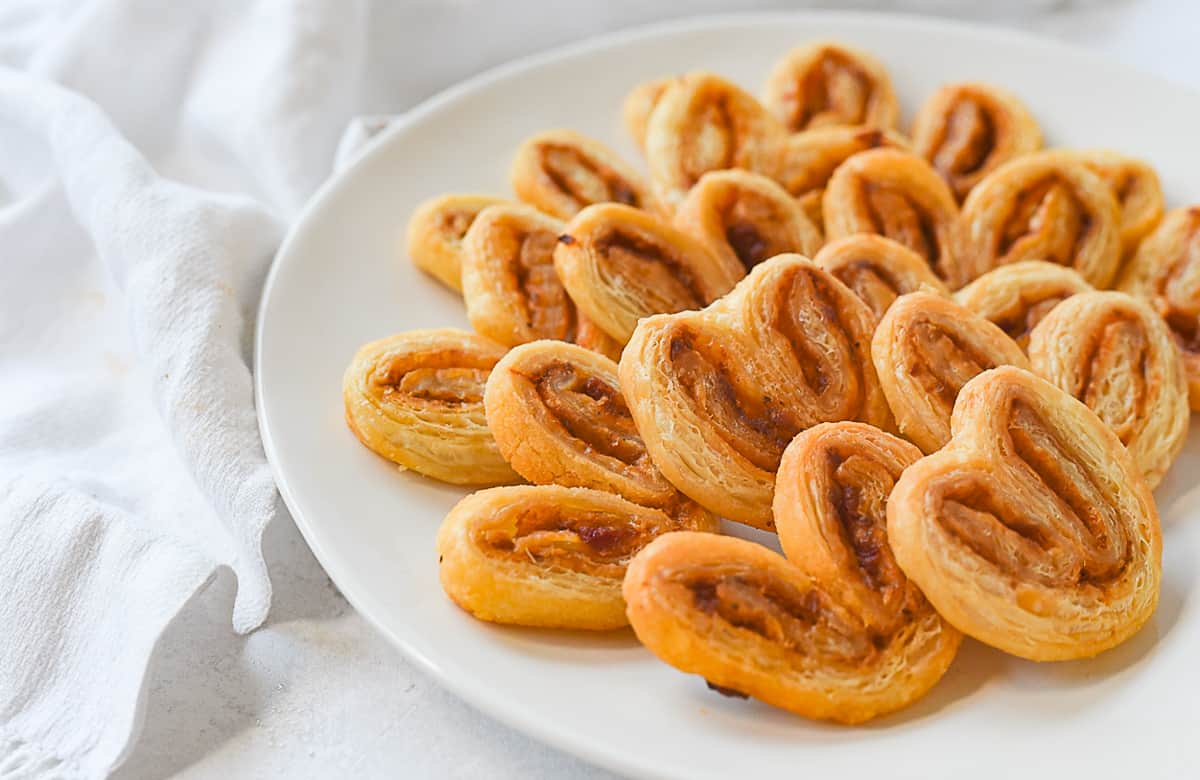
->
[406,193,507,291]
[823,148,967,289]
[484,340,712,516]
[510,129,660,220]
[673,169,822,273]
[459,204,622,360]
[910,82,1042,201]
[778,126,909,229]
[961,150,1122,287]
[438,485,709,630]
[762,41,899,132]
[554,203,744,343]
[1028,290,1188,489]
[888,366,1162,660]
[1118,206,1200,409]
[814,234,950,319]
[343,329,518,485]
[1067,150,1164,257]
[623,77,672,152]
[872,291,1030,453]
[953,260,1093,351]
[619,255,889,530]
[645,72,787,209]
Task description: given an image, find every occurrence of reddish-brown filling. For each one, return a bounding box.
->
[541,144,640,210]
[861,182,943,274]
[833,259,905,319]
[525,361,647,466]
[594,229,706,312]
[681,96,737,184]
[514,229,576,341]
[931,98,995,184]
[905,320,994,410]
[993,294,1069,349]
[477,505,657,577]
[1076,314,1149,443]
[375,348,494,408]
[790,52,872,130]
[997,177,1092,265]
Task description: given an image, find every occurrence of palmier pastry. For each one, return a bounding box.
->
[823,149,967,289]
[762,41,899,132]
[510,129,660,220]
[910,82,1042,201]
[343,329,517,485]
[484,340,713,516]
[406,193,507,291]
[619,255,890,530]
[459,204,621,361]
[960,150,1122,287]
[1067,150,1164,256]
[1028,291,1188,489]
[644,72,787,209]
[622,77,673,151]
[1118,206,1200,408]
[623,528,959,723]
[953,260,1093,350]
[673,169,822,273]
[872,291,1029,453]
[554,203,744,343]
[778,125,909,228]
[438,485,711,630]
[888,366,1162,661]
[814,234,950,319]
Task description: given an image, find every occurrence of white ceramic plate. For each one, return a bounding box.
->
[257,12,1200,779]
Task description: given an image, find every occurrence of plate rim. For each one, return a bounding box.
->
[255,11,1199,779]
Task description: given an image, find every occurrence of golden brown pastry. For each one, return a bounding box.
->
[622,77,673,152]
[1067,150,1164,257]
[910,82,1042,201]
[953,260,1093,350]
[554,203,744,343]
[673,169,822,273]
[888,366,1162,660]
[814,234,950,319]
[777,126,909,229]
[823,149,967,289]
[510,129,660,220]
[438,485,711,630]
[343,329,518,485]
[406,194,507,291]
[1118,206,1200,409]
[623,528,959,723]
[872,291,1030,453]
[644,72,787,209]
[619,255,890,530]
[484,340,706,513]
[960,150,1122,287]
[1028,290,1188,489]
[762,41,899,132]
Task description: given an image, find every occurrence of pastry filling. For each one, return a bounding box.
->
[1077,313,1149,443]
[668,329,796,472]
[997,177,1092,265]
[540,144,640,210]
[513,228,576,341]
[527,360,649,468]
[905,320,994,411]
[594,229,706,312]
[993,292,1070,349]
[930,97,995,184]
[1161,224,1200,355]
[861,182,944,275]
[681,95,737,185]
[833,259,905,318]
[793,52,872,130]
[439,207,481,244]
[721,189,802,271]
[374,349,494,409]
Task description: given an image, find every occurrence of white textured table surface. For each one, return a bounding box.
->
[112,1,1200,778]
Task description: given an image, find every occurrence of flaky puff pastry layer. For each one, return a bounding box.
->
[823,148,967,289]
[961,150,1122,288]
[406,194,507,291]
[1118,207,1200,409]
[510,129,661,220]
[622,77,673,152]
[953,260,1093,351]
[645,72,787,210]
[343,329,518,485]
[624,529,959,724]
[1028,291,1188,489]
[438,486,715,630]
[814,234,950,320]
[911,82,1042,201]
[777,126,909,230]
[484,340,705,514]
[888,366,1162,661]
[459,204,621,361]
[872,291,1029,453]
[554,203,744,343]
[1067,150,1164,258]
[619,255,890,530]
[762,41,899,132]
[673,169,822,273]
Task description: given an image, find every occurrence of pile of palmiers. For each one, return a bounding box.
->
[343,40,1196,725]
